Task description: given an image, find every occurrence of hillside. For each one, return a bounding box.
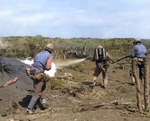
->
[0,37,150,121]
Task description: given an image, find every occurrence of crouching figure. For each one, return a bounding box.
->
[26,43,54,113]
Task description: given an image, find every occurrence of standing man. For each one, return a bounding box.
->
[26,43,54,113]
[131,38,148,81]
[91,45,113,89]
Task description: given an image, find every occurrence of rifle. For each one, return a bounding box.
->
[116,54,131,62]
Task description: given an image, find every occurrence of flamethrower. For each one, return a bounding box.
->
[85,56,115,64]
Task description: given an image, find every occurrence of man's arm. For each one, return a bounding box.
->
[106,52,112,59]
[144,46,148,55]
[45,57,53,71]
[106,52,115,63]
[131,46,135,58]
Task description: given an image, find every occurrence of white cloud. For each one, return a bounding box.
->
[12,13,57,26]
[0,10,13,18]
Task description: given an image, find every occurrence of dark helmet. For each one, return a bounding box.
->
[44,43,54,53]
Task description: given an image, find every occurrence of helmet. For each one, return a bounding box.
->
[134,38,141,43]
[44,43,54,52]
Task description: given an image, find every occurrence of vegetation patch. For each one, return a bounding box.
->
[66,64,84,72]
[2,36,150,60]
[44,74,92,97]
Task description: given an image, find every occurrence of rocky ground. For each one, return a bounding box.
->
[0,57,150,121]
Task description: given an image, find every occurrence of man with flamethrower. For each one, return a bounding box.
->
[88,45,114,89]
[26,43,54,114]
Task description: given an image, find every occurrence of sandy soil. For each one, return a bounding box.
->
[0,57,150,121]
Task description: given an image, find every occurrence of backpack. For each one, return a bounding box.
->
[94,46,106,61]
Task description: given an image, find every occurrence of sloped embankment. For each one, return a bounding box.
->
[0,57,33,113]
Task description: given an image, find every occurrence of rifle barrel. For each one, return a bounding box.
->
[117,55,130,62]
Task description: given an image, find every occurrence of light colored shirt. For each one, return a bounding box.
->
[132,44,147,58]
[32,50,52,70]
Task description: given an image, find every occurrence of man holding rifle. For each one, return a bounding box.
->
[131,38,148,58]
[131,38,148,81]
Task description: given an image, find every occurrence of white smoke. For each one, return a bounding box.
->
[54,59,86,69]
[21,58,86,77]
[45,63,56,77]
[21,59,56,77]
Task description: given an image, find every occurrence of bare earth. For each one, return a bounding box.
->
[0,57,150,121]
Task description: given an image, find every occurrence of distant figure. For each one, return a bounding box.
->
[90,45,113,89]
[26,43,54,114]
[131,38,148,81]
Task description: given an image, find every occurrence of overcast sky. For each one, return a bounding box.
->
[0,0,150,39]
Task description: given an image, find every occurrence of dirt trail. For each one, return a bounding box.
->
[0,58,150,121]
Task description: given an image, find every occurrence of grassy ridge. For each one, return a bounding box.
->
[0,36,150,59]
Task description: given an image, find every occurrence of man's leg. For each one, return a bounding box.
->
[138,64,143,83]
[92,66,101,86]
[40,80,47,109]
[28,81,44,110]
[41,87,46,99]
[102,69,108,89]
[92,76,97,86]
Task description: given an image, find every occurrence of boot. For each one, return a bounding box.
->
[40,98,48,109]
[26,108,34,114]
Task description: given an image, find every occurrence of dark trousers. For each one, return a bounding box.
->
[28,79,46,109]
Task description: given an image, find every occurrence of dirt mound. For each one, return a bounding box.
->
[0,57,33,113]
